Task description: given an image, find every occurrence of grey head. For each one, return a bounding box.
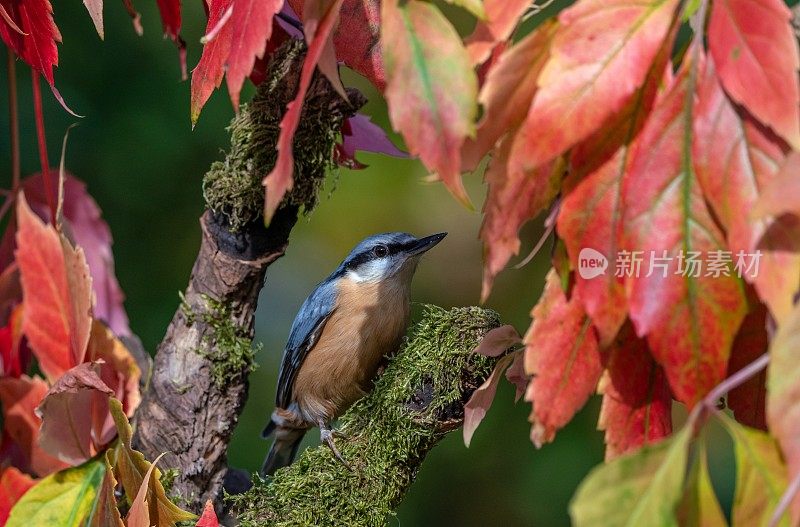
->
[332,232,447,283]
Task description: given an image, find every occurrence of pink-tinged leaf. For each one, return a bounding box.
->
[225,0,283,108]
[155,0,186,79]
[597,322,672,460]
[508,0,679,178]
[0,466,35,524]
[36,362,114,466]
[462,20,557,172]
[126,452,166,527]
[464,0,530,66]
[623,55,747,408]
[693,59,799,325]
[15,193,93,382]
[303,0,347,99]
[0,375,67,477]
[262,0,344,223]
[0,0,60,87]
[708,0,800,149]
[524,269,602,447]
[472,324,521,357]
[463,353,514,448]
[752,153,800,220]
[196,500,220,527]
[727,300,769,431]
[340,114,407,162]
[767,300,800,523]
[381,0,478,208]
[83,0,103,39]
[19,172,131,336]
[191,0,235,124]
[480,132,561,301]
[504,350,527,402]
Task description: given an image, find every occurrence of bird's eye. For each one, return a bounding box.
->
[373,245,389,258]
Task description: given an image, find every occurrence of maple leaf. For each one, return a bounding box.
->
[479,132,562,301]
[464,0,530,66]
[0,306,27,378]
[36,362,114,466]
[0,466,35,525]
[190,0,235,124]
[597,322,672,460]
[0,0,59,86]
[622,54,746,408]
[155,0,186,79]
[693,59,799,325]
[726,300,768,431]
[15,193,93,382]
[262,0,344,223]
[507,0,679,179]
[381,0,478,208]
[708,0,800,149]
[752,153,800,221]
[524,269,602,447]
[196,501,220,527]
[0,375,67,477]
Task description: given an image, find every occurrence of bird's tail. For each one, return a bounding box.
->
[261,417,306,476]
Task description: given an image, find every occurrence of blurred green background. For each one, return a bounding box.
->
[0,2,737,525]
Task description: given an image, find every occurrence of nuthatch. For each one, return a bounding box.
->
[261,232,447,475]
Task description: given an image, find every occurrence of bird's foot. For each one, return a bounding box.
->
[320,426,352,471]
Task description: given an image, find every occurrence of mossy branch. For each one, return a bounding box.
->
[229,305,501,526]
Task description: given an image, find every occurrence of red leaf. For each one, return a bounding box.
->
[0,0,60,86]
[15,193,93,382]
[508,0,679,178]
[155,0,186,78]
[524,269,602,447]
[472,325,521,357]
[0,375,67,477]
[462,20,557,172]
[0,306,26,378]
[36,362,114,466]
[463,353,514,448]
[464,0,530,66]
[0,466,35,524]
[727,300,768,431]
[196,500,220,527]
[191,0,234,124]
[480,132,561,301]
[225,0,283,108]
[381,0,477,208]
[708,0,800,149]
[262,0,344,223]
[752,153,800,221]
[597,322,672,460]
[623,55,746,408]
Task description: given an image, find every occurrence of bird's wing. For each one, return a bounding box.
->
[275,281,338,409]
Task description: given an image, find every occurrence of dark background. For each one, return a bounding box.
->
[0,1,737,524]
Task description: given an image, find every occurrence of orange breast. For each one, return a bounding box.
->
[292,276,410,425]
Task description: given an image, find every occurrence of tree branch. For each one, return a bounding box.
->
[230,305,502,526]
[131,40,364,511]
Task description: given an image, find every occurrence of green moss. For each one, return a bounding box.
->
[202,39,354,231]
[182,293,261,387]
[229,305,500,526]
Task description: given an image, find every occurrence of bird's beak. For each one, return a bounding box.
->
[408,232,447,256]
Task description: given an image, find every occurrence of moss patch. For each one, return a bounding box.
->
[203,39,358,231]
[181,293,261,387]
[229,305,499,526]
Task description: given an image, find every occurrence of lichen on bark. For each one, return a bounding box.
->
[229,305,500,526]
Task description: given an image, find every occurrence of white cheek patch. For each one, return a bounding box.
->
[348,259,390,282]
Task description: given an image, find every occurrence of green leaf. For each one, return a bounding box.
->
[719,414,789,527]
[677,442,727,526]
[569,426,691,527]
[6,458,105,527]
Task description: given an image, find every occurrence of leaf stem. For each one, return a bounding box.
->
[31,69,56,225]
[769,469,800,527]
[7,48,19,191]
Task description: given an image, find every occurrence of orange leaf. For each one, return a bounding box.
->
[381,0,477,207]
[708,0,800,149]
[597,322,672,460]
[524,269,602,447]
[262,0,345,223]
[15,193,93,382]
[508,0,679,176]
[0,466,35,524]
[622,54,746,408]
[126,452,166,527]
[0,375,67,477]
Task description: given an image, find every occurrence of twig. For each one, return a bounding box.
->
[770,469,800,527]
[7,49,19,191]
[31,70,55,225]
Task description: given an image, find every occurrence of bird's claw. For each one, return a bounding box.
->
[320,427,352,471]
